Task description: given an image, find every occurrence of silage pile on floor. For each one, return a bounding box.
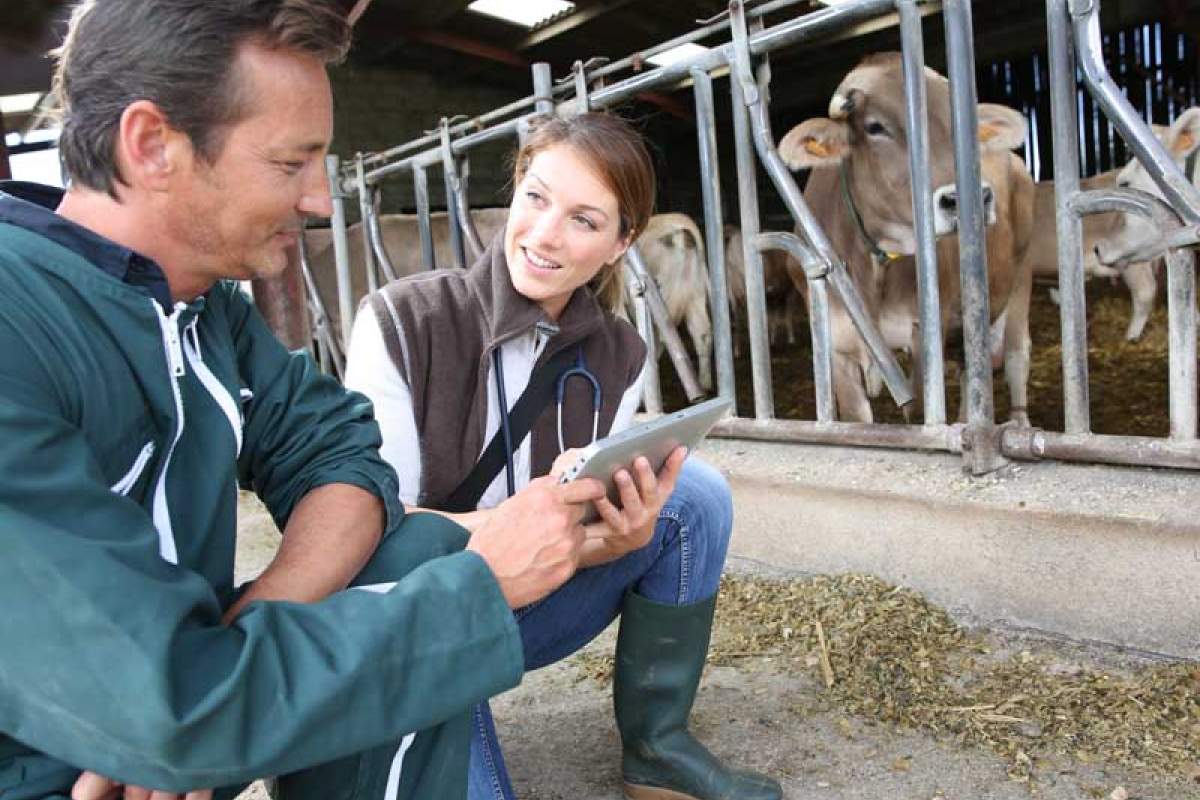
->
[573,574,1200,786]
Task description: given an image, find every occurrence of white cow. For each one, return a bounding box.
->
[1023,170,1159,342]
[1093,108,1200,339]
[625,213,714,392]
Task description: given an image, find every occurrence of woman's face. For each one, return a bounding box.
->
[504,143,630,320]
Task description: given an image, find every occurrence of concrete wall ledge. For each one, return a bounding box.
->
[699,437,1199,660]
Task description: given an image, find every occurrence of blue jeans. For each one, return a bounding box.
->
[466,457,734,800]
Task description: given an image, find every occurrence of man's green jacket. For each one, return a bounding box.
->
[0,200,523,796]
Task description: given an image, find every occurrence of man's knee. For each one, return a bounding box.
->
[351,512,470,587]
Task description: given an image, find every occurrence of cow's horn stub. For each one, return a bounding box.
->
[829,90,856,120]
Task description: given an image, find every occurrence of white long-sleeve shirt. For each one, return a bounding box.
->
[345,308,645,509]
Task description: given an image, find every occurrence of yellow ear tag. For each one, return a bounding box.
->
[804,139,831,158]
[1176,131,1195,156]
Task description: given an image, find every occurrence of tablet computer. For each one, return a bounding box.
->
[557,397,732,523]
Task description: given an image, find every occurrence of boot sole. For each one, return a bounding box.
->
[623,782,702,800]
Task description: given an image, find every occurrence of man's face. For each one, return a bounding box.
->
[165,43,334,286]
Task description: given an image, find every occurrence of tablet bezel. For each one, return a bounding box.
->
[558,397,732,523]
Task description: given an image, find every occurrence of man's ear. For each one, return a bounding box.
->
[778,118,851,169]
[115,100,187,192]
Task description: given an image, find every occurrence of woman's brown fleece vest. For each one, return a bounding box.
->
[366,234,647,509]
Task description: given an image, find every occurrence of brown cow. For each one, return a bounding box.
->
[722,225,802,351]
[303,208,509,336]
[778,52,1035,425]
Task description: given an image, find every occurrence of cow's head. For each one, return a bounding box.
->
[1094,108,1200,267]
[778,53,1027,256]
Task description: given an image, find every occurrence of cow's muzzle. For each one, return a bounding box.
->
[931,182,997,236]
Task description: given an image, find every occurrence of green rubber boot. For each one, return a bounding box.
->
[613,592,782,800]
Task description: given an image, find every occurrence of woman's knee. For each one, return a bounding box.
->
[351,512,470,587]
[664,457,733,543]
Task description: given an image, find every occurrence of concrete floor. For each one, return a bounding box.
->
[232,438,1199,799]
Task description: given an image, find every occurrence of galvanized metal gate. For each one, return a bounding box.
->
[293,0,1200,474]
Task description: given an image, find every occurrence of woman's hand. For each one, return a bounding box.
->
[550,448,586,479]
[578,446,687,568]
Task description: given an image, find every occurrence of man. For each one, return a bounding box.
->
[0,1,602,798]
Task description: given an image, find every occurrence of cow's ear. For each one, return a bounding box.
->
[1164,106,1200,158]
[977,103,1027,152]
[778,119,850,169]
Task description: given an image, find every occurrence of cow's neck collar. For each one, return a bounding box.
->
[839,161,901,266]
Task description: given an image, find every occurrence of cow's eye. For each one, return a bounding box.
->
[864,119,888,137]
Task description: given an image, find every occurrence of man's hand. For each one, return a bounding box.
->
[467,475,605,609]
[579,446,687,568]
[71,771,212,800]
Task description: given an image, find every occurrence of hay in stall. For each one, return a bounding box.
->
[572,574,1200,788]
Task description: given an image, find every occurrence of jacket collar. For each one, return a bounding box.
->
[466,230,606,351]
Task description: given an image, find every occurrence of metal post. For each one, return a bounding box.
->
[413,164,436,270]
[624,267,662,414]
[691,68,736,409]
[354,154,379,294]
[298,225,345,378]
[366,187,399,283]
[1165,247,1198,439]
[441,120,467,269]
[943,0,1003,474]
[626,245,706,402]
[572,60,590,113]
[326,154,356,350]
[1047,0,1090,434]
[532,63,554,116]
[756,232,834,423]
[898,0,946,426]
[440,121,484,262]
[728,17,774,420]
[1070,0,1200,223]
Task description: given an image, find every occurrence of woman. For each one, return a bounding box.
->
[345,112,780,800]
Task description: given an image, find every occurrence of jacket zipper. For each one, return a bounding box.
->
[151,300,187,565]
[109,441,156,496]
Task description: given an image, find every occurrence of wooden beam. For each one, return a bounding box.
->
[406,28,529,69]
[515,0,637,51]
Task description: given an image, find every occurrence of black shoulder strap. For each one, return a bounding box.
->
[441,346,577,513]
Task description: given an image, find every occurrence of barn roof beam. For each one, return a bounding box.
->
[515,0,638,50]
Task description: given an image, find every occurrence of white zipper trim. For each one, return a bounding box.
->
[109,441,156,496]
[183,326,244,458]
[384,732,416,800]
[152,300,187,565]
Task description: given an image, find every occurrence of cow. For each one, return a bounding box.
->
[1093,107,1200,339]
[778,52,1035,425]
[625,212,714,392]
[303,208,509,337]
[1023,170,1159,342]
[723,225,802,350]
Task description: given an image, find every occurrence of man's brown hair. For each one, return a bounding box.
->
[52,0,351,198]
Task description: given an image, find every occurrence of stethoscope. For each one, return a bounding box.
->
[492,344,601,498]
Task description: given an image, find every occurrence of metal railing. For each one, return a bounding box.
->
[292,0,1200,474]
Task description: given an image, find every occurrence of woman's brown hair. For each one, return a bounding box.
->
[512,112,656,312]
